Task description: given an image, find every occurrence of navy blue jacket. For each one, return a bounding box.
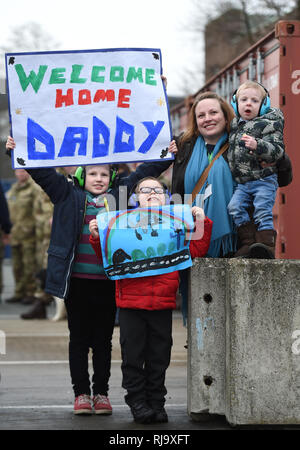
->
[27,161,171,299]
[0,182,11,234]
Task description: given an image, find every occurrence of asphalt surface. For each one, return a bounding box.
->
[0,258,231,437]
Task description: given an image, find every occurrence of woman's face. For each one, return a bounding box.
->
[137,179,165,208]
[195,98,227,145]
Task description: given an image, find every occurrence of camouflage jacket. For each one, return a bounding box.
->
[7,178,37,244]
[227,108,285,184]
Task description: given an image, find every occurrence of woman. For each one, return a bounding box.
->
[169,91,236,258]
[168,92,236,326]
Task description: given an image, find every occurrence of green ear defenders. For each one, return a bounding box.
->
[74,165,118,189]
[74,166,86,188]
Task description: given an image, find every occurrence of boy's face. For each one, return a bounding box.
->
[137,179,165,208]
[238,87,263,120]
[85,165,110,195]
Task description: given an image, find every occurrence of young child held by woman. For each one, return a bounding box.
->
[228,80,284,258]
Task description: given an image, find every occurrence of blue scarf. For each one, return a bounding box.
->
[184,133,236,257]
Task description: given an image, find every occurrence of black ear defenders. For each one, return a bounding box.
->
[74,165,118,189]
[231,81,271,117]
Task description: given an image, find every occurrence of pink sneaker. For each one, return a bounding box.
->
[74,394,93,415]
[93,394,112,415]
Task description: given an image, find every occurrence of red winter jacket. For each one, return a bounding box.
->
[89,217,212,311]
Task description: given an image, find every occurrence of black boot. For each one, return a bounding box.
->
[248,229,277,259]
[6,296,23,303]
[149,403,168,423]
[234,222,256,258]
[130,402,156,424]
[20,300,47,319]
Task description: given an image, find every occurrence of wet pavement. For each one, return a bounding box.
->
[0,259,231,436]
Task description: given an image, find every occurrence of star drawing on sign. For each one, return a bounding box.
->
[157,98,165,107]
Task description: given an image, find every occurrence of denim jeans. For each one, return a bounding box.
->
[228,174,278,230]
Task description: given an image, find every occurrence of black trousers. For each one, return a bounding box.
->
[65,277,116,397]
[119,308,173,407]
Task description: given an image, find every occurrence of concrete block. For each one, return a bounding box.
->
[188,258,227,416]
[188,258,300,425]
[225,259,300,425]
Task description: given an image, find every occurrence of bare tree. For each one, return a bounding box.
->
[0,21,60,53]
[177,0,297,94]
[0,22,60,80]
[257,0,296,17]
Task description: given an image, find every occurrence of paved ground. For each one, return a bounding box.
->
[0,259,231,436]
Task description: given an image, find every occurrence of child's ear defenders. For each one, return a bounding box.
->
[74,166,85,188]
[74,165,118,189]
[231,81,271,117]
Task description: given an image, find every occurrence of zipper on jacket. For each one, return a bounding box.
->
[63,195,87,298]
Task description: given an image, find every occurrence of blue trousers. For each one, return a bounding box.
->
[228,174,278,230]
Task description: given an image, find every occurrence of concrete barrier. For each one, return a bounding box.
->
[188,258,300,425]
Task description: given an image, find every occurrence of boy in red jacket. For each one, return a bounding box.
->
[89,176,212,424]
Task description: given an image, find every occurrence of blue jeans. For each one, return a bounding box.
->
[228,174,278,230]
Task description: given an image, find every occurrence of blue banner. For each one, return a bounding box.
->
[97,204,194,280]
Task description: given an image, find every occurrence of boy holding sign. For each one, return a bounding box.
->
[5,136,173,416]
[89,176,212,424]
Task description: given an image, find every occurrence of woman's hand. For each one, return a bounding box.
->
[89,219,99,239]
[168,140,178,155]
[161,75,167,90]
[6,136,16,150]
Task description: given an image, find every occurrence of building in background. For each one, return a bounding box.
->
[169,20,300,259]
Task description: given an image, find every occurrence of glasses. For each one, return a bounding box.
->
[139,186,165,194]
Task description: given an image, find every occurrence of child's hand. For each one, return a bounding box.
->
[190,207,205,241]
[191,206,205,221]
[168,140,178,155]
[161,74,167,90]
[6,136,16,150]
[241,134,257,154]
[89,219,99,238]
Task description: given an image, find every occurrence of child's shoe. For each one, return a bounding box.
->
[152,406,168,423]
[74,394,93,415]
[149,401,168,423]
[93,394,112,415]
[130,402,156,424]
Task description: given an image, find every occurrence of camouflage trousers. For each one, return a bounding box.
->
[11,242,37,299]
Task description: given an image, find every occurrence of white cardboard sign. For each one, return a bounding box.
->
[5,48,173,169]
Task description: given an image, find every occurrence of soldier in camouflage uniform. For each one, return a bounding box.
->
[227,80,284,258]
[20,184,54,319]
[6,169,37,304]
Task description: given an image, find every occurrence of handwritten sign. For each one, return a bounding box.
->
[5,48,172,169]
[97,204,194,280]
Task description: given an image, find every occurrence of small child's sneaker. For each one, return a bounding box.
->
[74,394,93,415]
[93,394,112,415]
